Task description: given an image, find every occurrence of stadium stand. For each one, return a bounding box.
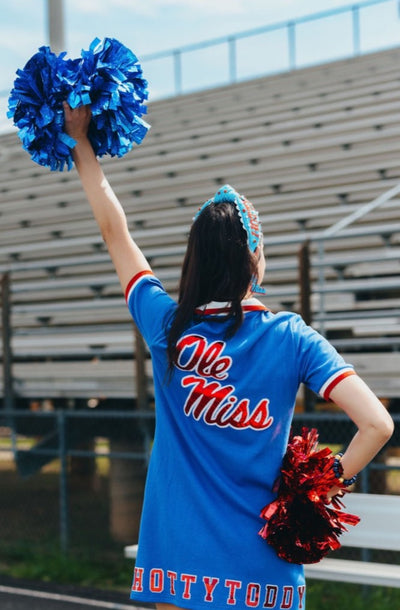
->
[1,45,400,404]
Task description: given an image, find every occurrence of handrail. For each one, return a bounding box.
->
[142,0,387,62]
[0,0,399,132]
[314,181,400,335]
[320,182,400,238]
[140,0,397,97]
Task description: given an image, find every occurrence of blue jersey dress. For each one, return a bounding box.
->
[125,270,355,610]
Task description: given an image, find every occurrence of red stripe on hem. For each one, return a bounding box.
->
[323,370,356,401]
[125,270,154,302]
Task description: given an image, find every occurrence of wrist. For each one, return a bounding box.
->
[71,135,95,163]
[73,133,90,147]
[333,452,358,487]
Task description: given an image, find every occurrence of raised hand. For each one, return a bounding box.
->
[63,102,92,142]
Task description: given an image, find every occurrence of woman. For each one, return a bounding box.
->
[64,103,393,610]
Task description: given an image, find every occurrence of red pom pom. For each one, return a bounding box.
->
[259,427,360,564]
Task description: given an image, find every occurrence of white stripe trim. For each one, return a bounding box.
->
[196,298,264,312]
[318,367,354,398]
[126,273,153,303]
[0,584,145,610]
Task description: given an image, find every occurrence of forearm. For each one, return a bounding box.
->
[63,102,150,290]
[340,426,391,480]
[72,137,128,242]
[329,375,394,481]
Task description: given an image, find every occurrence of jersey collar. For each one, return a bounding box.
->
[194,298,269,316]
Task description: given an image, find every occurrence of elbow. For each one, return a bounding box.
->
[100,224,113,246]
[382,414,395,442]
[100,215,129,247]
[367,412,394,445]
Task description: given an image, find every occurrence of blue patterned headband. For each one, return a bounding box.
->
[194,184,266,295]
[194,184,262,253]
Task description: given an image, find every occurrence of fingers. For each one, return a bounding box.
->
[63,101,91,118]
[63,102,92,139]
[62,100,72,121]
[326,486,345,503]
[63,100,92,116]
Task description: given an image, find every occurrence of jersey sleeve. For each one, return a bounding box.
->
[125,270,176,347]
[292,315,356,400]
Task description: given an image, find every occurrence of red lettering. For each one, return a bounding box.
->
[197,341,231,379]
[247,399,273,429]
[246,583,261,607]
[203,576,220,602]
[206,398,238,425]
[182,376,273,431]
[298,585,306,609]
[149,568,164,593]
[176,335,206,372]
[167,570,177,596]
[226,400,250,427]
[263,585,278,608]
[182,376,234,419]
[131,567,144,592]
[176,335,232,380]
[225,579,242,605]
[280,586,293,609]
[209,355,232,379]
[181,573,197,599]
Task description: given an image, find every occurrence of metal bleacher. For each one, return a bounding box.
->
[1,45,400,404]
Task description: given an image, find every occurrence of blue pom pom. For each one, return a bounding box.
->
[79,37,150,158]
[7,46,80,171]
[8,38,150,171]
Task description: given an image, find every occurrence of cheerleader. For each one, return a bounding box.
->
[64,102,393,610]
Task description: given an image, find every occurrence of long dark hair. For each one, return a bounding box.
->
[166,200,258,370]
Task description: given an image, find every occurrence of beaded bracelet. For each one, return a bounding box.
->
[333,452,358,487]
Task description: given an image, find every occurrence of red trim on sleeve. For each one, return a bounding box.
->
[124,270,154,302]
[323,370,356,401]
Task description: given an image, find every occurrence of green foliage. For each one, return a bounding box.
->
[307,580,400,610]
[0,543,132,590]
[1,546,400,608]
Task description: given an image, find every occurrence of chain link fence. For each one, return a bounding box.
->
[0,408,399,568]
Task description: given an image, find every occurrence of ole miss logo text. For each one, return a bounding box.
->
[175,334,273,431]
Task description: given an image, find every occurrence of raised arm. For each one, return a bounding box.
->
[63,103,151,293]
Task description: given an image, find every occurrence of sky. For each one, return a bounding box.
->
[1,0,399,126]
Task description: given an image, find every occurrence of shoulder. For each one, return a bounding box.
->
[264,310,305,331]
[125,270,165,303]
[260,311,318,349]
[125,270,176,346]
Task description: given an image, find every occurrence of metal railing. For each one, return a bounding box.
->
[313,182,400,336]
[1,0,400,134]
[140,0,399,98]
[0,408,154,553]
[1,408,398,553]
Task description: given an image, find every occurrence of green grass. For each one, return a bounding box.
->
[0,543,133,591]
[307,580,400,609]
[1,543,400,608]
[1,452,399,607]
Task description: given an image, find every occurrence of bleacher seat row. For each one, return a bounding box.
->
[1,46,400,402]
